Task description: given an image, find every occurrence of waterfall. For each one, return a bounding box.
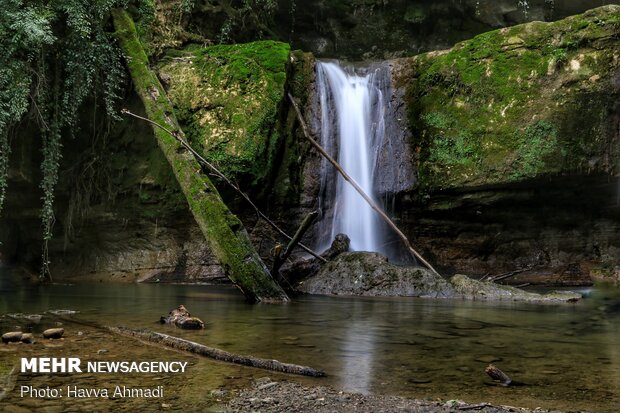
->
[315,61,387,254]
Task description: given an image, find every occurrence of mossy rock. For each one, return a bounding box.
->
[158,40,290,189]
[395,5,620,190]
[450,274,582,303]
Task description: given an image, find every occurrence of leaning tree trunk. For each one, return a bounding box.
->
[111,9,288,303]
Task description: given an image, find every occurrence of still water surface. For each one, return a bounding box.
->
[1,274,619,412]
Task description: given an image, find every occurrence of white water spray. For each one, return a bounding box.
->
[316,61,386,253]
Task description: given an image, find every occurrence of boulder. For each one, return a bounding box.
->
[296,252,582,303]
[395,5,620,191]
[296,252,455,298]
[20,333,35,344]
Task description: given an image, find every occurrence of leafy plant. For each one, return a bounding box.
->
[0,0,151,280]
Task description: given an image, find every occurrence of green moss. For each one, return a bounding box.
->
[159,40,290,190]
[402,5,620,190]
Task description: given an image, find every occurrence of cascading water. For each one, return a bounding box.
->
[315,61,387,254]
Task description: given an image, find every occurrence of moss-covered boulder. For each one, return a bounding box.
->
[158,40,290,189]
[395,5,620,190]
[296,252,455,298]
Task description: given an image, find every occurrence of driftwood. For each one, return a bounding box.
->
[122,109,326,265]
[288,92,441,277]
[109,326,326,377]
[272,211,319,275]
[159,305,205,329]
[485,364,512,386]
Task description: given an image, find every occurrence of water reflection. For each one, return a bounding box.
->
[1,270,619,412]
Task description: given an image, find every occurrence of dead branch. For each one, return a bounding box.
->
[287,92,441,277]
[272,211,318,275]
[109,326,326,377]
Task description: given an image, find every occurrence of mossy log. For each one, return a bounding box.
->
[110,326,326,377]
[111,9,288,303]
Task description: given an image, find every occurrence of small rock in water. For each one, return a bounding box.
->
[20,333,35,344]
[43,328,64,339]
[97,349,108,354]
[47,309,78,316]
[2,331,23,343]
[7,313,42,323]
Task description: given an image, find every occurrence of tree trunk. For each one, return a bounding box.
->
[111,9,288,303]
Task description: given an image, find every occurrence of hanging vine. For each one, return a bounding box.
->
[0,0,152,280]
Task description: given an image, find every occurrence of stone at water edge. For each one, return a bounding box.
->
[20,333,35,344]
[2,332,23,343]
[43,328,65,339]
[160,305,205,330]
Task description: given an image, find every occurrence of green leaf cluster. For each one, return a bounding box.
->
[0,0,151,279]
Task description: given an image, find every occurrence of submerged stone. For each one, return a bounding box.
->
[450,274,582,302]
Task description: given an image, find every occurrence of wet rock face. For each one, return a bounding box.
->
[271,0,609,60]
[395,5,620,190]
[399,175,620,285]
[0,95,227,284]
[296,252,455,297]
[383,6,620,285]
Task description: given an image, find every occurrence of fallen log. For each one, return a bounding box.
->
[109,326,326,378]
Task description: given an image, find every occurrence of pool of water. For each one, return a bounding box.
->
[1,272,619,412]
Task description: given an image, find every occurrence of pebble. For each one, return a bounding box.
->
[43,328,64,339]
[258,382,278,391]
[2,331,23,343]
[97,349,108,354]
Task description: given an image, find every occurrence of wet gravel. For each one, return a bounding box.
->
[226,378,587,413]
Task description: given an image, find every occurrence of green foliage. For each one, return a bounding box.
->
[422,112,452,129]
[511,121,558,179]
[0,0,153,279]
[0,0,55,217]
[218,0,279,43]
